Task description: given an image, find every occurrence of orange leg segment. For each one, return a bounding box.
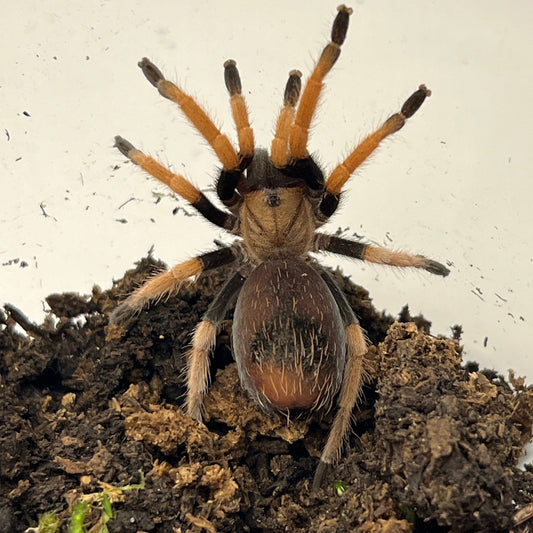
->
[109,246,240,326]
[271,69,302,167]
[186,320,218,421]
[138,57,240,170]
[224,60,254,159]
[186,269,246,421]
[115,136,237,230]
[115,136,201,204]
[315,233,450,277]
[326,85,431,196]
[313,322,367,491]
[109,257,203,325]
[289,5,352,159]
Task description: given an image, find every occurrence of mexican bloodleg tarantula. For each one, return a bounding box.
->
[111,5,449,490]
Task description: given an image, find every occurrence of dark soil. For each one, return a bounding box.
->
[2,255,533,532]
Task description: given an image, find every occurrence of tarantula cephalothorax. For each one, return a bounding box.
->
[111,5,449,490]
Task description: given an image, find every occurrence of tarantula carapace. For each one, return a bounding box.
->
[111,5,449,490]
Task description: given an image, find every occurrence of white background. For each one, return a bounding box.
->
[2,1,532,458]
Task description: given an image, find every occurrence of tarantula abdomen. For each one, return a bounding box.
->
[233,258,346,413]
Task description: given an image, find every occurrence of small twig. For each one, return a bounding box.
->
[39,202,57,221]
[470,289,485,302]
[4,304,48,338]
[118,197,135,210]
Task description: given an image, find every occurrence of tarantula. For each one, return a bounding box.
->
[111,5,449,490]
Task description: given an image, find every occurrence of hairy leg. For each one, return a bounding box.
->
[186,271,246,421]
[313,269,368,490]
[315,233,450,277]
[289,5,352,159]
[109,246,240,325]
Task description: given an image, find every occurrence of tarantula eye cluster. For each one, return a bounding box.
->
[111,5,449,490]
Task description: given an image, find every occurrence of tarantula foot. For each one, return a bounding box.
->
[138,57,164,87]
[284,69,302,106]
[186,401,204,423]
[223,59,242,96]
[424,258,450,277]
[109,301,140,327]
[114,135,136,159]
[332,5,352,46]
[312,460,329,492]
[401,84,431,118]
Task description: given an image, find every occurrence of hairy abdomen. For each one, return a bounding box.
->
[233,259,346,412]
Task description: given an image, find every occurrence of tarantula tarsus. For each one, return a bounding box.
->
[110,4,449,490]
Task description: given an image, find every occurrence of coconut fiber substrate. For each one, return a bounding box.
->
[2,255,533,532]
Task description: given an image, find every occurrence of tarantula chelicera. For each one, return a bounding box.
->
[111,5,449,490]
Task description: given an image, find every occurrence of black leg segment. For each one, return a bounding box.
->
[315,233,366,260]
[193,192,237,230]
[204,270,246,324]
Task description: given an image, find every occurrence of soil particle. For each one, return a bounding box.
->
[1,255,533,532]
